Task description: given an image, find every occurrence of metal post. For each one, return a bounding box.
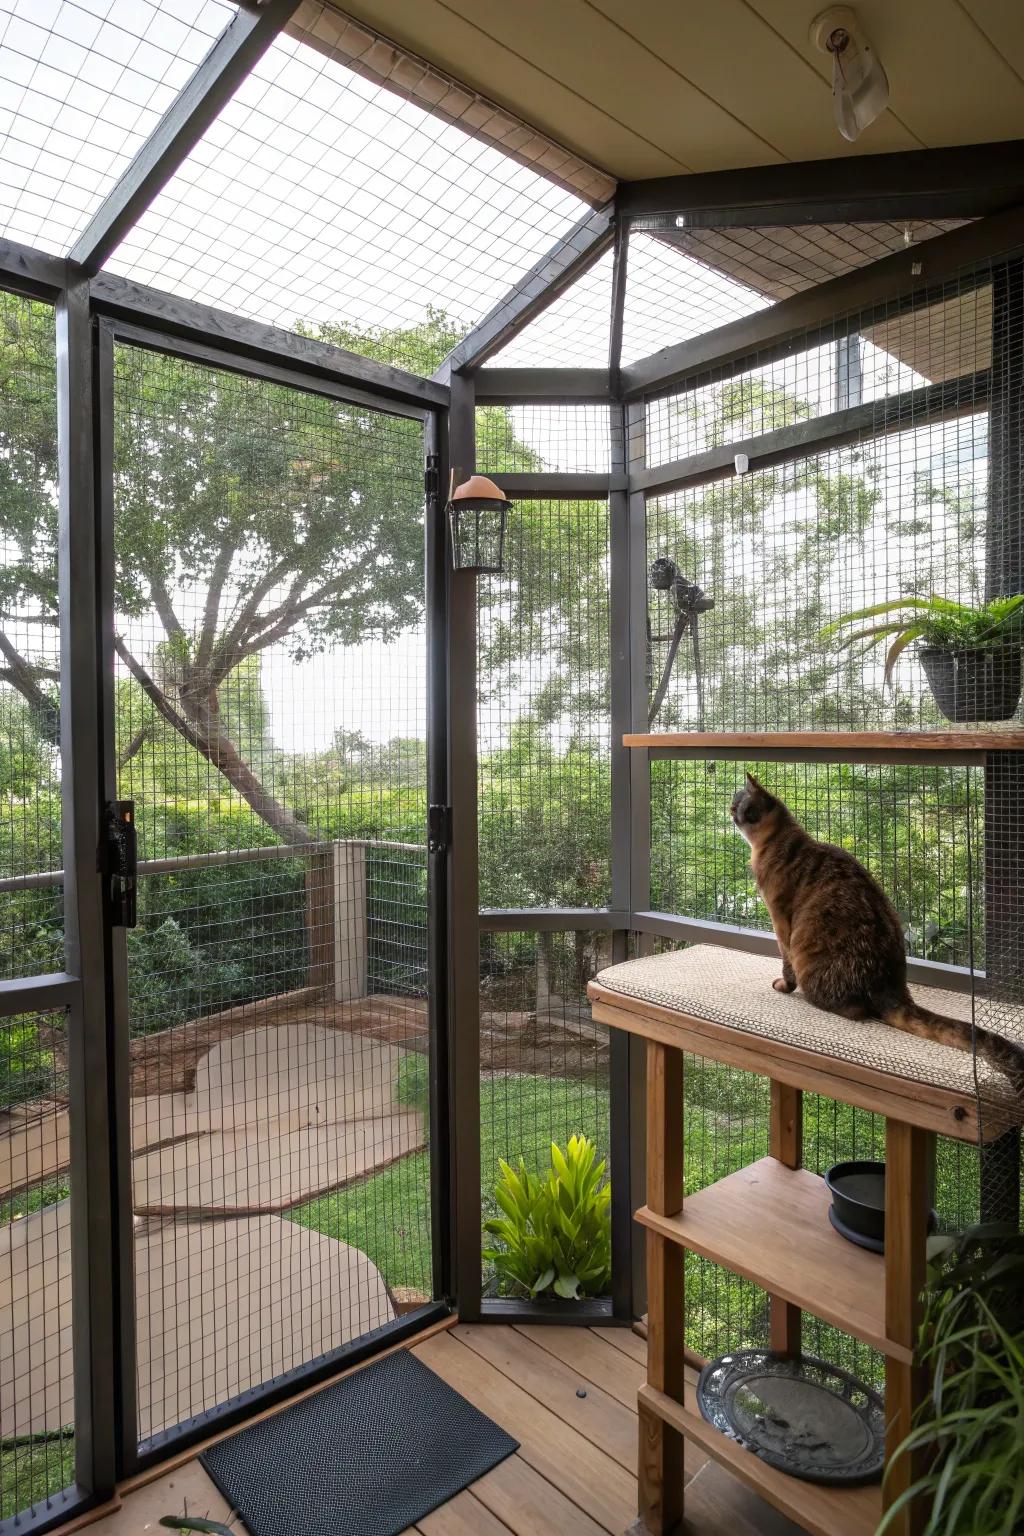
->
[982,260,1023,1226]
[626,396,653,1316]
[446,374,483,1318]
[58,281,119,1501]
[609,354,633,1316]
[982,257,1023,1228]
[425,406,453,1305]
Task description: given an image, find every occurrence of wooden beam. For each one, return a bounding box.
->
[769,1083,803,1357]
[883,1120,929,1536]
[0,235,69,300]
[617,140,1024,224]
[492,472,626,497]
[434,202,615,381]
[89,273,448,410]
[621,204,1024,401]
[473,367,612,402]
[633,370,991,496]
[69,0,303,273]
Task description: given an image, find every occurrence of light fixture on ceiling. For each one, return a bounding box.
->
[811,6,889,142]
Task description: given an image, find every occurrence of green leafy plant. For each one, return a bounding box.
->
[821,593,1024,685]
[160,1516,235,1534]
[483,1134,611,1301]
[879,1224,1024,1536]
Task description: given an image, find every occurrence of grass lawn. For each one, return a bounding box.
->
[288,1071,610,1295]
[0,1435,74,1522]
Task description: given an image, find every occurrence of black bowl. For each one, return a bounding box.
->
[824,1160,938,1254]
[824,1161,886,1245]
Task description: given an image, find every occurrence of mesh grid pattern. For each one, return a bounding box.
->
[478,498,611,908]
[112,341,434,1443]
[620,231,770,369]
[645,412,1000,733]
[105,31,590,372]
[0,0,233,255]
[651,761,984,971]
[487,247,615,368]
[479,930,611,1298]
[476,404,611,476]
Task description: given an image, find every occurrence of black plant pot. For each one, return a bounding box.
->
[918,644,1022,723]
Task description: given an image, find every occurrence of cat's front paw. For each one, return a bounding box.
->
[772,976,796,993]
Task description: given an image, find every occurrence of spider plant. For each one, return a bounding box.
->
[879,1224,1024,1536]
[821,594,1024,687]
[160,1516,235,1534]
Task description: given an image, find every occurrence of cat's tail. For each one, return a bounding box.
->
[881,996,1024,1097]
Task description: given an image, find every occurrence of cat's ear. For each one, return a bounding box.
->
[745,772,764,793]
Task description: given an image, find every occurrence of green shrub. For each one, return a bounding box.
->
[483,1133,611,1300]
[0,1015,60,1112]
[880,1224,1024,1536]
[126,918,243,1035]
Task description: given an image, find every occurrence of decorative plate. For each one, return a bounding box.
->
[696,1349,885,1486]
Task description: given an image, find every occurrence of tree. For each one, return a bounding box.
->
[0,293,460,848]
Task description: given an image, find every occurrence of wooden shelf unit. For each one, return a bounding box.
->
[590,998,934,1536]
[635,1156,908,1363]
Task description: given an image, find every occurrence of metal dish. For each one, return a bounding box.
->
[697,1349,885,1486]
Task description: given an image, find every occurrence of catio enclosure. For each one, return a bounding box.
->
[0,1,1022,1532]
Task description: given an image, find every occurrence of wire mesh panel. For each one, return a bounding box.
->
[479,930,611,1300]
[112,341,434,1445]
[474,490,613,1301]
[0,292,75,1520]
[105,31,591,374]
[476,404,611,476]
[478,498,611,909]
[0,0,233,254]
[486,248,615,369]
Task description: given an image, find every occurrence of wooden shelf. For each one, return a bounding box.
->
[639,1380,883,1536]
[625,729,1024,767]
[625,730,1024,750]
[636,1156,909,1362]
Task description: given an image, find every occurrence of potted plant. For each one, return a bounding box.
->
[483,1134,611,1302]
[879,1224,1024,1536]
[821,594,1024,722]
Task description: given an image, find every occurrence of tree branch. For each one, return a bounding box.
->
[0,630,60,742]
[194,537,237,675]
[117,724,152,769]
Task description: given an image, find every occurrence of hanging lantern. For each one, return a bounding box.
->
[447,474,510,574]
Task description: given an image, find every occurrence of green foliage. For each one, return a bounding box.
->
[880,1226,1024,1536]
[823,593,1024,686]
[395,1052,430,1120]
[0,1014,59,1112]
[126,918,244,1035]
[0,1434,74,1522]
[483,1134,611,1301]
[160,1518,235,1534]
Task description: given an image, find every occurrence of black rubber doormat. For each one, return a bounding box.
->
[199,1349,519,1536]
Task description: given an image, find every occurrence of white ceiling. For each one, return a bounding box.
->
[336,0,1024,179]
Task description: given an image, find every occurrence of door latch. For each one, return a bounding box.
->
[428,804,452,854]
[424,452,440,503]
[105,799,138,928]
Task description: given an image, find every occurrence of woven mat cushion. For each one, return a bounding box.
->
[595,945,1023,1109]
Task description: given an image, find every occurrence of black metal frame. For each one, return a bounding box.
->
[1,8,1023,1513]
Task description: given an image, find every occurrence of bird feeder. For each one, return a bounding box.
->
[447,474,510,574]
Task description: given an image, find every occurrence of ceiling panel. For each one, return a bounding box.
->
[585,0,918,160]
[344,0,1024,180]
[745,0,1024,151]
[330,0,685,177]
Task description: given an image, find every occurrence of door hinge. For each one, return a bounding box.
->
[424,452,441,502]
[104,799,138,928]
[428,803,452,854]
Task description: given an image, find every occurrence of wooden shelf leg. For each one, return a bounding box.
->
[638,1041,685,1536]
[884,1118,929,1536]
[769,1080,803,1356]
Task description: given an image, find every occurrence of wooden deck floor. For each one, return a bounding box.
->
[86,1322,805,1536]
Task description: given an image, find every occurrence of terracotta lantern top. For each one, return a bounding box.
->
[451,474,508,503]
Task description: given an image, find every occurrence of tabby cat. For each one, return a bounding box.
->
[731,772,1024,1093]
